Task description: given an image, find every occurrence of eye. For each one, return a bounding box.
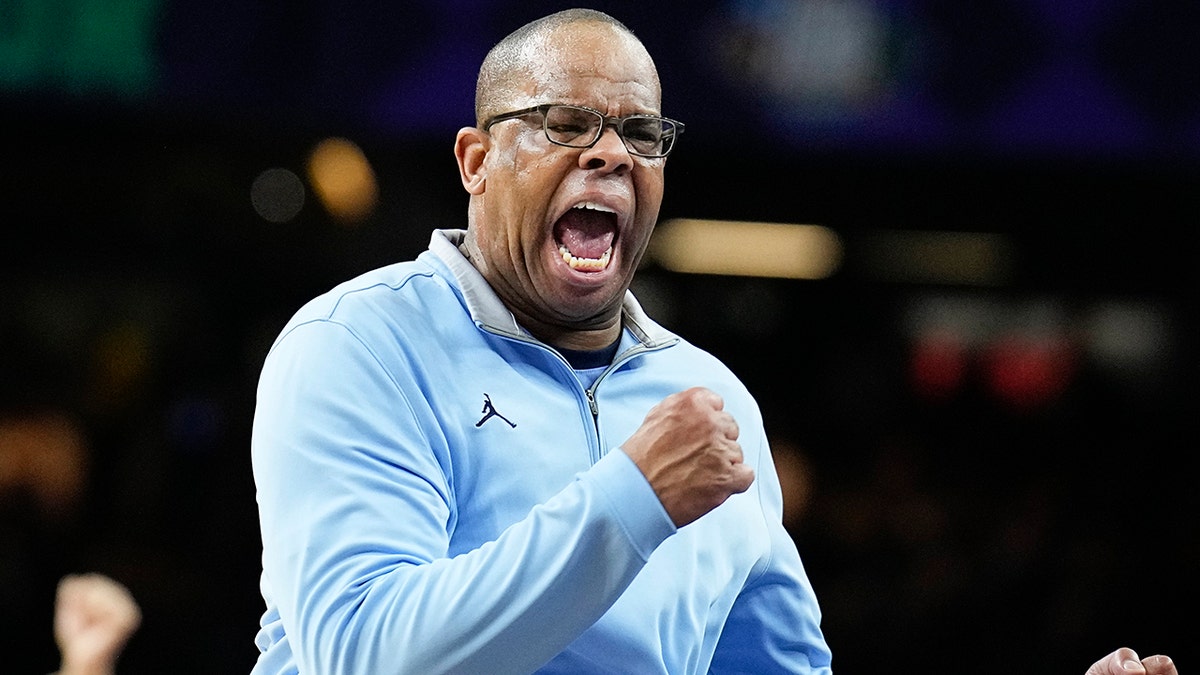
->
[544,107,598,141]
[547,120,590,135]
[623,118,664,144]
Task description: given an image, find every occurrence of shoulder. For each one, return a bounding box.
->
[305,257,451,318]
[261,255,469,363]
[654,336,752,394]
[291,254,460,324]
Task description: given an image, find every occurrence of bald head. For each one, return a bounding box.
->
[474,9,660,126]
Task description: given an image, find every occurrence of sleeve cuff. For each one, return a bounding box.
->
[587,449,677,561]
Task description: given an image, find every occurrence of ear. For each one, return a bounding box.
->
[455,127,489,195]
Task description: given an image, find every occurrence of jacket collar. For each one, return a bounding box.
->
[428,229,677,349]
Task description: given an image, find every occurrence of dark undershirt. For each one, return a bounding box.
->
[557,338,620,370]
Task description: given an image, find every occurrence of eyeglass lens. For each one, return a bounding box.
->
[543,106,674,156]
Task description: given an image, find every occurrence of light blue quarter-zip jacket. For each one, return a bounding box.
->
[250,229,832,674]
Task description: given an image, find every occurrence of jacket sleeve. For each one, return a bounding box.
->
[708,432,834,674]
[251,319,676,675]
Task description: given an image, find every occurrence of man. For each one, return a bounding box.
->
[250,8,831,674]
[249,8,1180,675]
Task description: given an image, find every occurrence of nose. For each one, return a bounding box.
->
[579,123,632,172]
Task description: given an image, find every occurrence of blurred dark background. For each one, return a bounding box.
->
[1,0,1196,673]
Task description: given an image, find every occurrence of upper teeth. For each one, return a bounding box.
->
[574,201,615,213]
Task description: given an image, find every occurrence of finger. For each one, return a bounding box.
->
[719,411,739,441]
[728,462,755,493]
[1141,655,1177,675]
[688,386,723,411]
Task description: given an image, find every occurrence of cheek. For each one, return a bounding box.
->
[636,166,666,200]
[624,227,656,261]
[632,172,666,230]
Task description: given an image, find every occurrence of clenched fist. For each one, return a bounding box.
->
[1086,648,1178,675]
[620,387,755,527]
[53,573,142,675]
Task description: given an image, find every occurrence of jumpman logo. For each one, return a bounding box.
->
[475,393,516,428]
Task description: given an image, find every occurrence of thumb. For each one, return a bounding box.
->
[1088,649,1145,675]
[1122,660,1148,675]
[1117,649,1147,675]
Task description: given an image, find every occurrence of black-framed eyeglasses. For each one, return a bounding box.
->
[482,104,684,158]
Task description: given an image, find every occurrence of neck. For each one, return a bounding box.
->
[519,312,622,352]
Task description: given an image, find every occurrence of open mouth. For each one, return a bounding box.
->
[553,202,618,272]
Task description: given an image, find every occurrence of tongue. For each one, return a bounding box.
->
[555,209,616,259]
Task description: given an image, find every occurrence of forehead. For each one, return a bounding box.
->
[512,23,660,109]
